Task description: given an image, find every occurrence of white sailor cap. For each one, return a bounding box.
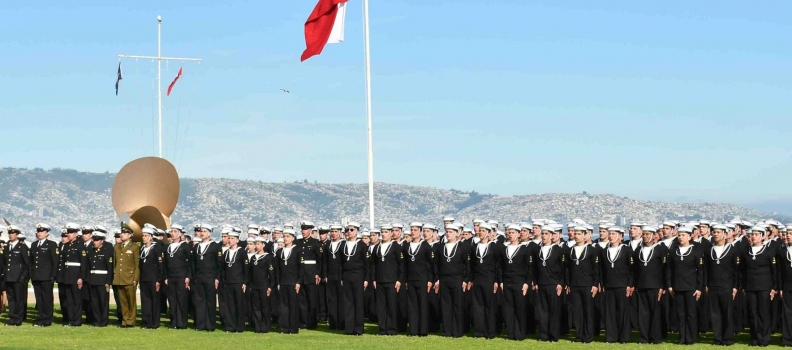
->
[506,224,521,231]
[228,231,240,238]
[423,224,437,231]
[232,227,242,233]
[479,223,492,231]
[142,227,155,235]
[276,238,284,243]
[362,231,371,237]
[629,221,644,227]
[584,224,594,231]
[369,229,380,235]
[35,223,52,231]
[662,221,676,227]
[608,226,625,233]
[566,222,576,228]
[391,223,404,229]
[698,220,711,226]
[300,221,315,228]
[786,223,792,229]
[169,224,185,233]
[221,226,233,234]
[780,225,787,232]
[248,224,260,231]
[725,223,736,229]
[7,225,22,234]
[712,224,728,231]
[192,236,202,242]
[546,220,558,225]
[273,226,284,232]
[641,225,657,233]
[572,218,586,225]
[199,224,213,232]
[520,223,532,230]
[541,225,554,232]
[550,224,563,231]
[255,236,267,243]
[347,221,361,229]
[766,220,781,227]
[462,227,473,233]
[318,225,330,232]
[409,222,423,228]
[329,224,343,230]
[443,216,455,222]
[283,223,294,229]
[259,226,271,233]
[487,220,499,225]
[445,224,460,232]
[571,225,586,232]
[282,229,296,237]
[92,231,107,239]
[473,219,485,224]
[678,226,693,234]
[496,230,505,236]
[532,220,545,226]
[749,226,766,234]
[247,228,259,235]
[381,224,393,231]
[17,232,27,240]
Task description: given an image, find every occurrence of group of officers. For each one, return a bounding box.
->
[2,216,792,346]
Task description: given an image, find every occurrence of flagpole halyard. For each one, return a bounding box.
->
[362,0,375,228]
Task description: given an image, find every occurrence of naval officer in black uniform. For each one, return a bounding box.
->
[3,225,30,326]
[30,223,59,327]
[163,224,193,329]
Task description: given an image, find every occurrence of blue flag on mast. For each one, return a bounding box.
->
[115,62,123,96]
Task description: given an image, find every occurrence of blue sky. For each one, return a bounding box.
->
[1,1,791,205]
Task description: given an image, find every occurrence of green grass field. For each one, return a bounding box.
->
[0,306,786,349]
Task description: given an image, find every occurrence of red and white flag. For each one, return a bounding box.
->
[301,0,348,61]
[167,67,183,96]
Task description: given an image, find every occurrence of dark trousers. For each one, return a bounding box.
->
[193,280,218,331]
[318,280,327,321]
[32,280,54,326]
[376,282,398,335]
[503,284,527,340]
[112,285,122,323]
[570,286,595,342]
[407,281,430,336]
[630,293,638,331]
[57,282,70,324]
[637,288,662,343]
[167,278,189,328]
[250,287,271,333]
[673,290,698,344]
[217,282,226,325]
[397,286,409,333]
[82,282,93,324]
[660,290,675,336]
[782,290,792,346]
[62,283,83,326]
[89,285,109,327]
[364,280,377,322]
[343,279,366,335]
[440,280,464,337]
[604,287,631,343]
[140,281,161,328]
[6,281,27,325]
[709,288,734,345]
[697,288,710,333]
[428,286,441,333]
[301,282,319,329]
[270,284,280,323]
[279,285,300,334]
[525,287,536,335]
[327,280,345,330]
[160,283,169,315]
[747,290,772,346]
[472,282,497,338]
[536,285,561,341]
[222,283,246,332]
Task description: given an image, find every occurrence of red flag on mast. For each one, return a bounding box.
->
[301,0,348,61]
[167,67,183,96]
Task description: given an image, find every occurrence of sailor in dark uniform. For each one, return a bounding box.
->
[667,226,704,345]
[632,225,669,344]
[323,224,346,330]
[30,223,58,327]
[277,228,302,334]
[391,222,409,333]
[56,228,70,324]
[192,223,222,332]
[221,230,248,332]
[163,224,193,329]
[364,229,378,323]
[532,225,566,342]
[79,225,95,324]
[249,236,276,333]
[139,227,164,329]
[58,223,88,327]
[501,224,532,341]
[423,224,442,333]
[566,225,600,343]
[86,231,114,327]
[3,225,30,326]
[404,222,434,336]
[706,224,739,345]
[779,226,792,346]
[372,224,405,335]
[298,220,322,330]
[741,225,777,347]
[470,222,501,339]
[600,226,633,343]
[318,225,330,323]
[435,224,471,338]
[341,222,370,336]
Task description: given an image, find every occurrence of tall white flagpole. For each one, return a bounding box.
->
[362,0,375,228]
[157,16,162,158]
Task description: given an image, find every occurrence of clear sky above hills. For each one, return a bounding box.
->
[1,1,790,205]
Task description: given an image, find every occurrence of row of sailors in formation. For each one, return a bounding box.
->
[2,217,792,345]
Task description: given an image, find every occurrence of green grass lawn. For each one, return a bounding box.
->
[0,306,786,349]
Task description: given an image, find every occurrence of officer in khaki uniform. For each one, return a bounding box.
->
[113,223,141,328]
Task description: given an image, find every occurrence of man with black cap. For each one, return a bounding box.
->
[113,223,140,328]
[87,229,114,327]
[163,223,193,329]
[30,223,59,327]
[298,220,323,329]
[4,225,30,326]
[192,223,222,332]
[139,227,164,329]
[59,223,88,327]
